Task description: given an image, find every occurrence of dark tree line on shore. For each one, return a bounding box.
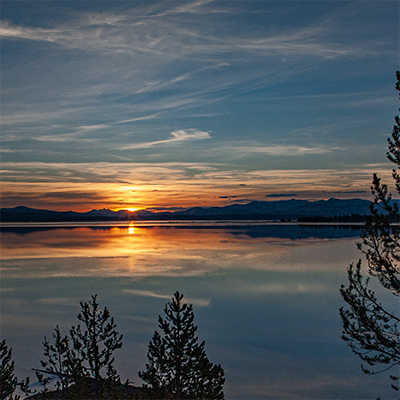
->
[297,214,369,223]
[0,292,225,400]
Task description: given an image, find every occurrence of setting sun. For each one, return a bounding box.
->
[125,207,140,212]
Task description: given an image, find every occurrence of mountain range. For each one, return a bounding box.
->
[0,198,386,222]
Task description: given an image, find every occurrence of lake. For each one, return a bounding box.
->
[0,222,395,399]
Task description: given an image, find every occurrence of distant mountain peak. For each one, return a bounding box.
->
[2,198,395,223]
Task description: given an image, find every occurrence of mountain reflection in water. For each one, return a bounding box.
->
[1,221,362,238]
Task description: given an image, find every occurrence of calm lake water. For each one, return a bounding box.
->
[0,222,395,399]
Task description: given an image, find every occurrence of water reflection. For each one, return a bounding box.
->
[1,223,361,259]
[0,224,390,399]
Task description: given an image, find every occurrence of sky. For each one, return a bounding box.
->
[1,0,399,212]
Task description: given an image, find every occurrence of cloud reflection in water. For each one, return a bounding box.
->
[0,224,390,399]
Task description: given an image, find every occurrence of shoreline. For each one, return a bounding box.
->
[0,220,369,228]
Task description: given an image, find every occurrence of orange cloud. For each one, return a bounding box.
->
[0,162,392,211]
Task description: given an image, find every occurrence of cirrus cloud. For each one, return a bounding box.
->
[232,145,337,156]
[119,129,211,150]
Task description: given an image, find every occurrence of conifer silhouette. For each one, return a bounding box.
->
[139,292,225,399]
[340,72,400,391]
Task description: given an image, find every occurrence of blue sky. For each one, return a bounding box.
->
[1,0,399,211]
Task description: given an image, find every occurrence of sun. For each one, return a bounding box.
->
[117,206,142,212]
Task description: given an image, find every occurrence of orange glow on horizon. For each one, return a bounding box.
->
[1,163,391,212]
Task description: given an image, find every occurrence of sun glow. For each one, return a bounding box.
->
[125,207,140,212]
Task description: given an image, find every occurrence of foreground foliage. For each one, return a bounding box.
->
[340,72,400,391]
[139,292,225,399]
[1,339,18,400]
[36,294,123,392]
[1,340,32,400]
[2,293,224,399]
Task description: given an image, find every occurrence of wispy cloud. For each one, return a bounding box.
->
[0,148,33,153]
[122,289,171,300]
[232,145,335,156]
[1,161,392,191]
[150,0,223,17]
[0,161,392,211]
[254,282,328,294]
[1,2,393,152]
[0,1,396,211]
[117,114,161,124]
[36,297,78,306]
[123,289,210,307]
[35,124,110,142]
[0,4,385,61]
[119,129,211,150]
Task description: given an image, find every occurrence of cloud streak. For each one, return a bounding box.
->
[232,145,336,156]
[0,160,393,211]
[0,4,387,62]
[123,289,210,307]
[0,1,397,210]
[119,129,211,150]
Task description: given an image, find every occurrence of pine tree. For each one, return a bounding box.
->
[38,294,124,397]
[0,340,33,400]
[340,72,400,391]
[139,292,225,399]
[40,325,71,390]
[69,294,123,381]
[0,339,18,400]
